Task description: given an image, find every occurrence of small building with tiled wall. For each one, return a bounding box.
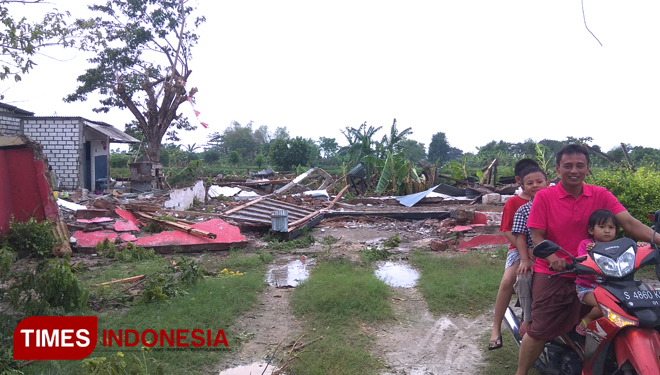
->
[0,102,139,191]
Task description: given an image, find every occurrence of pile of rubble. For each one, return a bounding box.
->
[1,142,516,257]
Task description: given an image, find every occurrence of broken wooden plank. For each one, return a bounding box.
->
[273,168,318,195]
[287,210,323,232]
[92,275,145,287]
[135,212,217,239]
[327,184,349,210]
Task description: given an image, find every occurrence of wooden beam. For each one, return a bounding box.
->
[92,275,145,287]
[135,212,217,239]
[327,184,350,210]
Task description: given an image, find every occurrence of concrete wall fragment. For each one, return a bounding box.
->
[164,180,206,211]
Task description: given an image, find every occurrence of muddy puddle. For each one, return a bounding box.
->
[218,362,273,375]
[375,261,419,288]
[265,256,315,287]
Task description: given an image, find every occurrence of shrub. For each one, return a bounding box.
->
[9,258,89,316]
[3,217,58,258]
[587,167,660,225]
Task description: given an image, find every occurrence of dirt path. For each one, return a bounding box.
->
[216,277,304,373]
[372,284,489,375]
[217,224,490,374]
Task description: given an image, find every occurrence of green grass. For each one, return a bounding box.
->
[78,257,170,287]
[216,251,273,272]
[287,259,393,375]
[24,253,271,375]
[410,250,505,316]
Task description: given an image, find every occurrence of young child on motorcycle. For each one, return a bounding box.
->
[510,166,549,337]
[575,209,619,335]
[489,158,540,350]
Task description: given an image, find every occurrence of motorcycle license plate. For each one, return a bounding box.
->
[621,289,660,308]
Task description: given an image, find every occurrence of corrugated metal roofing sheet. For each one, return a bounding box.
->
[85,122,140,143]
[224,198,316,225]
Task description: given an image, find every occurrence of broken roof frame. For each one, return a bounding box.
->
[223,197,324,240]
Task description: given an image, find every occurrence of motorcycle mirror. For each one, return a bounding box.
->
[654,210,660,232]
[533,240,561,259]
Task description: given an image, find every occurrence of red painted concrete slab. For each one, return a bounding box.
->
[77,217,114,224]
[116,209,141,227]
[72,231,118,248]
[114,220,139,232]
[450,225,473,232]
[120,233,138,242]
[457,234,509,249]
[134,219,245,248]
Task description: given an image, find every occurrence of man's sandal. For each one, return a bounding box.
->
[488,335,503,350]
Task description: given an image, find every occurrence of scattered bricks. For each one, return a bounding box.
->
[482,193,501,204]
[440,218,455,228]
[472,225,501,234]
[430,240,448,251]
[455,208,475,224]
[76,209,111,220]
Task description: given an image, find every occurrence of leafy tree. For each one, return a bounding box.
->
[268,138,289,169]
[65,0,206,163]
[0,0,75,84]
[227,151,241,167]
[397,139,426,163]
[268,137,311,170]
[254,154,266,169]
[428,132,462,166]
[109,153,130,168]
[538,139,565,155]
[217,121,259,159]
[273,126,290,140]
[253,125,271,145]
[318,136,338,159]
[202,148,221,164]
[630,147,660,168]
[511,139,537,159]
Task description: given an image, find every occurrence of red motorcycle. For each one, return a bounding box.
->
[504,211,660,375]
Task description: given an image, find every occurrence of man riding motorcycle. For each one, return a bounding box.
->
[515,144,660,375]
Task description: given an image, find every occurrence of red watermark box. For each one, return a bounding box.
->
[14,316,229,360]
[13,316,98,360]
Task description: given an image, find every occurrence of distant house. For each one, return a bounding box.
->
[0,102,139,191]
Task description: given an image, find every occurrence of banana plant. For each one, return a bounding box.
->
[375,152,421,195]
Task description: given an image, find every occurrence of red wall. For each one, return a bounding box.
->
[0,146,57,233]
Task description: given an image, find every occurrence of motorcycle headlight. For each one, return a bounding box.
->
[593,247,636,277]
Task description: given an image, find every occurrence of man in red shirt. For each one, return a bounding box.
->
[515,144,660,375]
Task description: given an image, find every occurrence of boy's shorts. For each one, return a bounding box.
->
[576,285,594,304]
[505,249,520,269]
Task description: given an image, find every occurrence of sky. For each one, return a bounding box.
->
[3,0,660,154]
